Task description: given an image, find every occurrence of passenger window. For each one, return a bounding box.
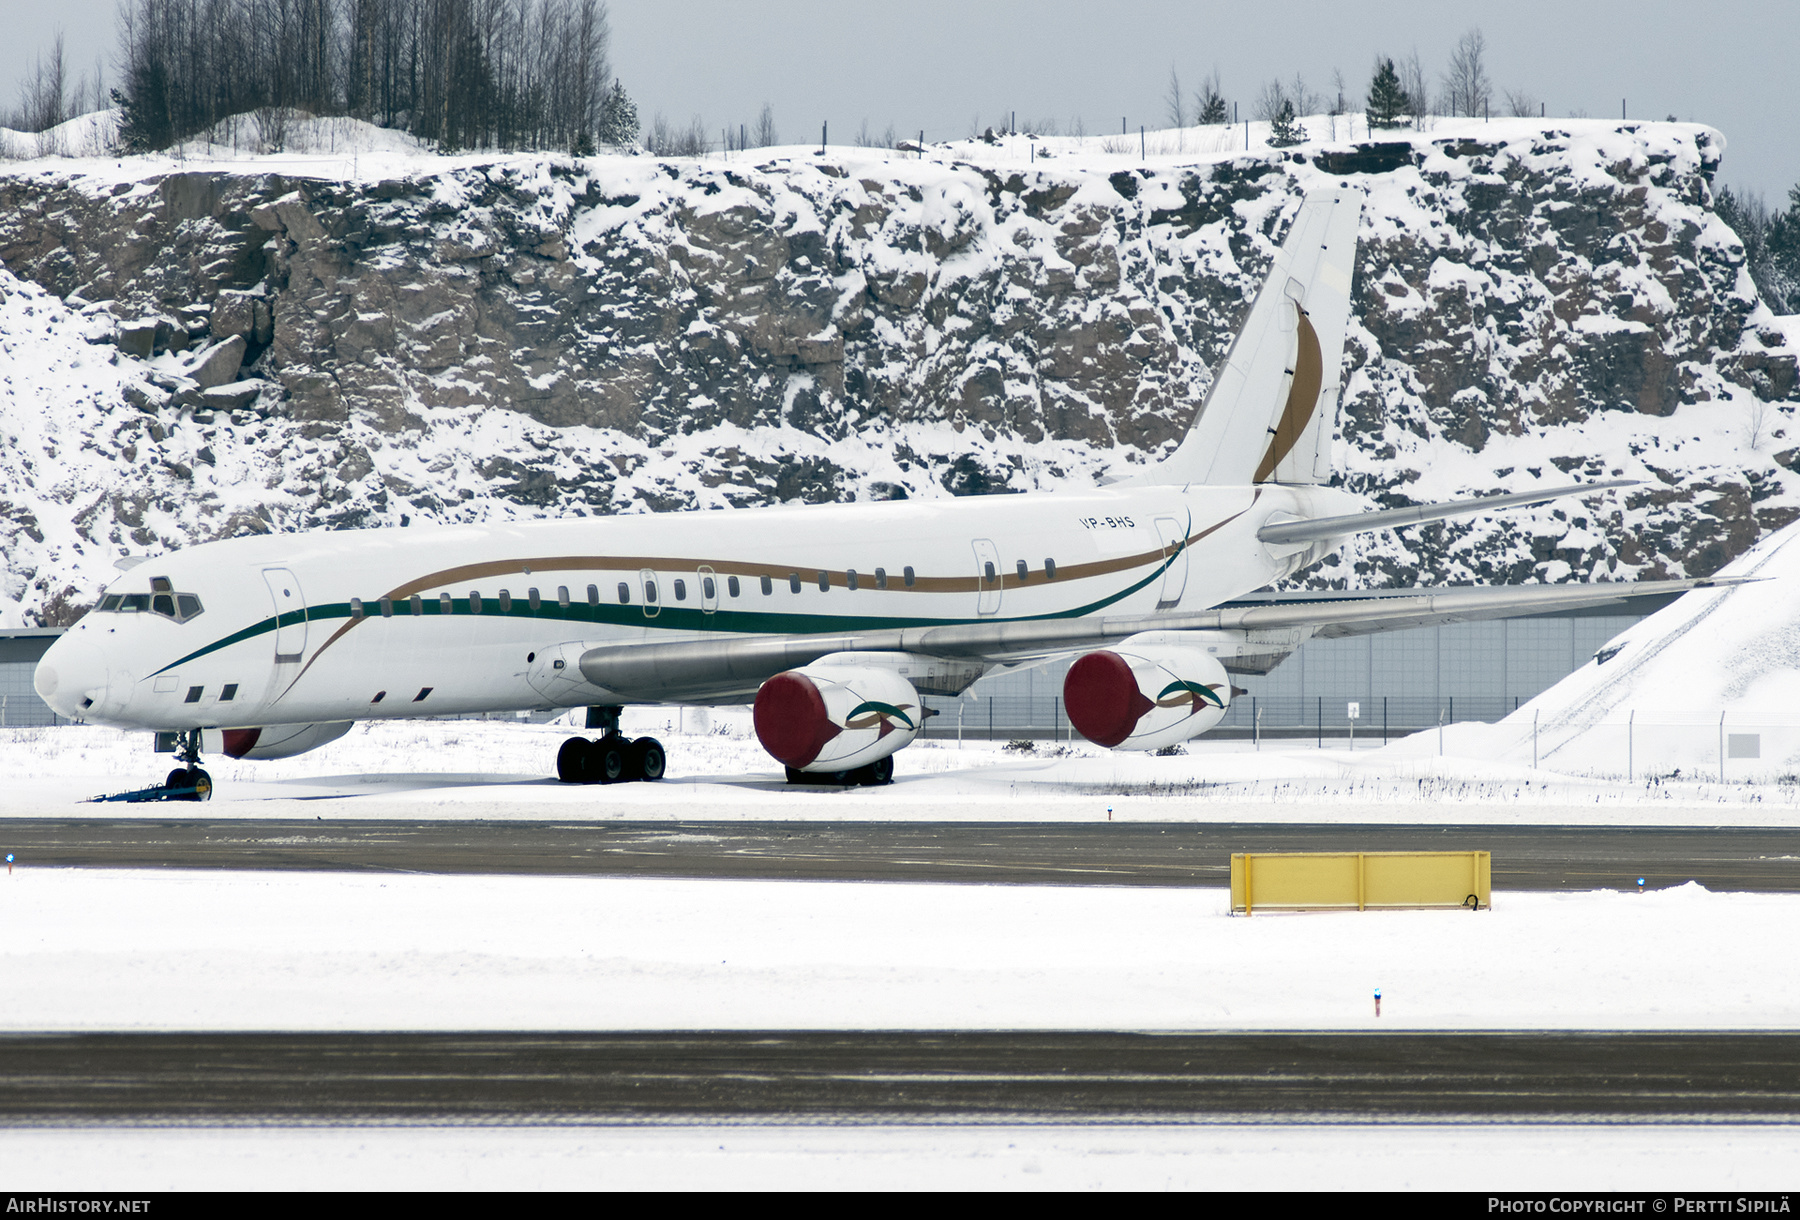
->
[498,589,512,613]
[846,570,859,591]
[1045,559,1057,580]
[439,593,453,614]
[761,575,772,595]
[874,568,887,590]
[789,573,801,594]
[557,586,570,609]
[410,594,422,615]
[645,581,659,603]
[817,571,830,592]
[703,577,716,600]
[673,579,687,601]
[983,562,996,584]
[588,584,599,605]
[727,576,740,598]
[617,583,630,603]
[220,683,238,701]
[379,596,393,618]
[349,597,364,620]
[469,591,482,614]
[1016,560,1028,583]
[528,588,541,610]
[903,566,915,587]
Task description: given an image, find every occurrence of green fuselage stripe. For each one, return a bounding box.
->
[150,552,1176,678]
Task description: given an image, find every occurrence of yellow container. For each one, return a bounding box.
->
[1230,851,1490,914]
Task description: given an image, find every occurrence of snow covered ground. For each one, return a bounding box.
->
[9,1122,1799,1191]
[9,712,1800,824]
[1,867,1794,1032]
[1410,520,1800,783]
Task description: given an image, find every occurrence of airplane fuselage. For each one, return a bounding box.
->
[37,482,1356,732]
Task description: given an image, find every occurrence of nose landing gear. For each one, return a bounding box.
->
[555,706,665,785]
[90,729,213,803]
[162,729,214,801]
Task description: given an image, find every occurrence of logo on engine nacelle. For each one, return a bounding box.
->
[844,700,917,737]
[1154,680,1226,716]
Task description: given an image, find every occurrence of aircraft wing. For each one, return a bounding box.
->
[577,576,1748,700]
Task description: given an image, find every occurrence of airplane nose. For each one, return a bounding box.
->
[35,637,108,719]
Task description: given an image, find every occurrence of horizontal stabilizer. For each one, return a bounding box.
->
[1256,480,1637,547]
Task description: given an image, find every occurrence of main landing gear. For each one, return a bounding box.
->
[785,756,894,787]
[556,706,665,785]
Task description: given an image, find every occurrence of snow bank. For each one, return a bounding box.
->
[2,868,1795,1032]
[1396,519,1800,780]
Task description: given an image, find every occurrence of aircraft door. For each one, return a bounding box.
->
[262,568,308,661]
[1153,517,1189,608]
[638,569,660,618]
[972,539,1002,615]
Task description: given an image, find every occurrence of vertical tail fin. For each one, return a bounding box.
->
[1143,189,1362,487]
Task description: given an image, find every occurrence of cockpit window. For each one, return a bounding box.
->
[101,579,203,623]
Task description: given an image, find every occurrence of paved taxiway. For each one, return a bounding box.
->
[4,820,1799,890]
[6,1032,1800,1121]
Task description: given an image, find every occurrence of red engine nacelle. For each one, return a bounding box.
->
[1063,640,1232,751]
[754,662,923,773]
[220,721,354,760]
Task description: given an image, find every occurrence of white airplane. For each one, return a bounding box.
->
[33,189,1733,799]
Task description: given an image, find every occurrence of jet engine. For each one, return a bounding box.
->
[220,721,354,760]
[754,657,924,777]
[1063,636,1232,751]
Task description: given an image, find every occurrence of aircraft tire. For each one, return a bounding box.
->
[190,768,213,802]
[785,766,808,784]
[591,736,629,785]
[633,737,666,782]
[865,756,894,786]
[556,737,589,783]
[166,767,190,792]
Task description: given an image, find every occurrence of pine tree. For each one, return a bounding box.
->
[597,79,639,147]
[1197,82,1227,125]
[1366,57,1408,129]
[1268,97,1305,147]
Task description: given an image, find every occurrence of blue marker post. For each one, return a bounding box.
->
[1374,988,1382,1018]
[5,853,12,875]
[1106,806,1113,822]
[1638,877,1645,893]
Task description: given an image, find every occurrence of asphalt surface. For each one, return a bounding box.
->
[5,1032,1800,1122]
[4,820,1800,890]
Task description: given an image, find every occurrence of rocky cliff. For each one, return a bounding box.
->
[1,117,1796,625]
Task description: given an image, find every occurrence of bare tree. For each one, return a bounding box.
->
[752,101,776,147]
[1398,48,1431,129]
[1164,65,1187,129]
[15,30,70,133]
[1254,78,1291,124]
[1288,72,1321,119]
[1441,27,1491,118]
[1504,87,1540,118]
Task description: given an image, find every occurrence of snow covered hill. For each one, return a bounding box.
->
[0,114,1795,626]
